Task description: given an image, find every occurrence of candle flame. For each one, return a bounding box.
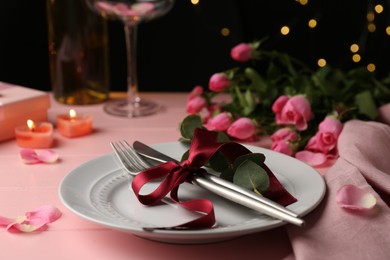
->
[69,109,77,119]
[27,119,35,130]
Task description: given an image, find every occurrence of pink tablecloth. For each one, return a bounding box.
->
[0,92,389,260]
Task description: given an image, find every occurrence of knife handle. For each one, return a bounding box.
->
[191,174,305,227]
[205,174,299,218]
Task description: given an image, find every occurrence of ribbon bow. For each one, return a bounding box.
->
[132,128,296,229]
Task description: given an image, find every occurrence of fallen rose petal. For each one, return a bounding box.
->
[25,205,62,223]
[295,150,327,166]
[20,149,59,164]
[0,205,62,233]
[1,215,44,233]
[7,221,48,233]
[20,149,41,164]
[36,150,59,163]
[336,185,377,210]
[0,216,14,227]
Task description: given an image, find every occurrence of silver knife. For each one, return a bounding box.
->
[133,140,304,227]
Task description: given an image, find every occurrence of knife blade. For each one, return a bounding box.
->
[133,140,304,226]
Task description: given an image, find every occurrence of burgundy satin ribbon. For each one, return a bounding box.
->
[132,128,297,229]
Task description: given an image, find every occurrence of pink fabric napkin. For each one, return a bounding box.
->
[285,119,390,260]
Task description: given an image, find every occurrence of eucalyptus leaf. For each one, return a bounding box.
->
[180,149,190,162]
[220,167,235,182]
[233,153,266,169]
[233,160,270,193]
[208,151,230,172]
[217,131,231,142]
[180,115,203,139]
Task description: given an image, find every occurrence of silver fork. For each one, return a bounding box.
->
[111,140,179,209]
[110,140,305,227]
[111,140,151,175]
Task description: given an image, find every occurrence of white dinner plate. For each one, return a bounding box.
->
[59,141,326,244]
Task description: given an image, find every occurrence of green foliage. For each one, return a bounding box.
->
[178,38,390,192]
[179,114,203,143]
[206,150,269,193]
[233,160,269,194]
[180,38,390,149]
[180,128,271,193]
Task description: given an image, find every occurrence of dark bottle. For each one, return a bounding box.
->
[46,0,110,105]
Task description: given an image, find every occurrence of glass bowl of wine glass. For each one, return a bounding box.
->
[86,0,175,117]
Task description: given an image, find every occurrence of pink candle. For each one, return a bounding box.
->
[56,109,93,138]
[15,120,54,148]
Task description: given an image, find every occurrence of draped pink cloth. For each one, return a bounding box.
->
[285,119,390,260]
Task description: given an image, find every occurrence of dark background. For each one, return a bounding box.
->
[0,0,389,92]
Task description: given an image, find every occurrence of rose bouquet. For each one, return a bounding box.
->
[180,38,390,167]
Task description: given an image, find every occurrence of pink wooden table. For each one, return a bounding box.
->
[0,93,294,259]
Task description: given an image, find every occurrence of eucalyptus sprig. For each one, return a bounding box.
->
[179,128,270,194]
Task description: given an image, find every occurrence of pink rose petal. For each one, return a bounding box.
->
[19,149,59,164]
[7,220,48,233]
[336,185,377,210]
[37,150,59,163]
[295,150,327,166]
[0,205,62,233]
[0,216,14,227]
[19,149,41,164]
[25,205,62,223]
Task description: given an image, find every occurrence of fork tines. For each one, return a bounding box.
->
[110,140,150,173]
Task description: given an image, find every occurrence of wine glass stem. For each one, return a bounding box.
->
[124,22,140,104]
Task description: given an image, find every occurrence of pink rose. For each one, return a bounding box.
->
[231,43,252,62]
[271,95,289,113]
[272,95,313,131]
[271,141,295,156]
[186,85,207,114]
[188,85,203,100]
[227,117,256,140]
[305,116,343,156]
[209,73,230,92]
[197,107,211,123]
[204,112,232,131]
[270,127,298,143]
[318,116,343,137]
[270,128,298,156]
[186,96,206,114]
[198,104,220,123]
[296,116,343,166]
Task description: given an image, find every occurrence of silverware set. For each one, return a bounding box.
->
[110,140,305,227]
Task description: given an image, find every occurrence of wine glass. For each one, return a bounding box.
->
[86,0,175,117]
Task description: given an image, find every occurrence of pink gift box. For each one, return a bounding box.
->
[0,82,51,142]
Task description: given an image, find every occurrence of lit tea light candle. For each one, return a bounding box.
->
[56,109,93,138]
[15,119,54,148]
